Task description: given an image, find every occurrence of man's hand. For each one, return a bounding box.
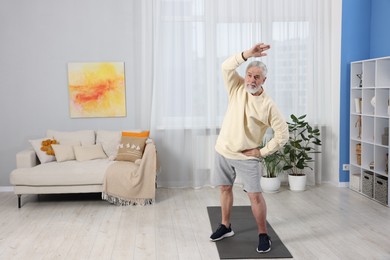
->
[242,43,271,60]
[242,148,261,158]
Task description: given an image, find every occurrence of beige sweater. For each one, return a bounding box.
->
[215,53,289,160]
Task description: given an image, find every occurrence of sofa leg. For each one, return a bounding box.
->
[17,194,21,208]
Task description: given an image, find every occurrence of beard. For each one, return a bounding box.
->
[245,83,262,94]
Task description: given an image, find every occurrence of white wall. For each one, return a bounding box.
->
[0,0,151,186]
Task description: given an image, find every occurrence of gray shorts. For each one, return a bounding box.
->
[213,152,263,193]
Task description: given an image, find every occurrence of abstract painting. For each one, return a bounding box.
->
[68,62,126,118]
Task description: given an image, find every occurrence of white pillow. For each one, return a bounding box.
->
[29,138,56,164]
[96,130,121,158]
[51,144,77,162]
[74,144,107,161]
[47,130,95,146]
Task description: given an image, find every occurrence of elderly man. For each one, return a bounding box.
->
[210,42,289,253]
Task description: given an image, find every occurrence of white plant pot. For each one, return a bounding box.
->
[288,174,307,191]
[260,177,281,193]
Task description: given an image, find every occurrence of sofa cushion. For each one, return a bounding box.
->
[96,130,121,158]
[116,136,147,162]
[51,144,77,162]
[29,138,56,164]
[47,130,95,146]
[74,144,107,161]
[10,159,116,186]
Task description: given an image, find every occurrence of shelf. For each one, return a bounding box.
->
[362,89,375,115]
[350,57,390,207]
[363,61,375,87]
[375,88,390,117]
[361,116,374,142]
[377,59,390,87]
[350,62,363,88]
[375,117,389,146]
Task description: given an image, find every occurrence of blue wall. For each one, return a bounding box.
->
[340,0,390,183]
[370,0,390,58]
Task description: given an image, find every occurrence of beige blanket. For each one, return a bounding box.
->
[102,142,157,206]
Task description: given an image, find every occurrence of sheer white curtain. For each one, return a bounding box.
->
[150,0,338,187]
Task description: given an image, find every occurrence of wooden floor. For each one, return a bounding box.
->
[0,184,389,260]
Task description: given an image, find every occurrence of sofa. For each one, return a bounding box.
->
[10,129,158,208]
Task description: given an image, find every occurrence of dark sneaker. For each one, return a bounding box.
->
[210,224,235,241]
[257,233,271,253]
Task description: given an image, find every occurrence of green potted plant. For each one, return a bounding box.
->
[281,114,322,191]
[259,143,284,193]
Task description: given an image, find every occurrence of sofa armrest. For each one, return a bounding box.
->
[138,142,158,175]
[16,148,38,168]
[145,140,160,174]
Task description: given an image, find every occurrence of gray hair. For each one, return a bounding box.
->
[246,61,268,77]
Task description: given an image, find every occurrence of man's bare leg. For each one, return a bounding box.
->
[248,191,271,253]
[210,185,235,241]
[247,192,267,234]
[220,185,233,226]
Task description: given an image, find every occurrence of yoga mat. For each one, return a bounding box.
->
[207,206,293,259]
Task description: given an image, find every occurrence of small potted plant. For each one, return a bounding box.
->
[259,143,284,193]
[281,114,322,191]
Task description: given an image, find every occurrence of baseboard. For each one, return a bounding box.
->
[317,180,348,188]
[0,186,14,192]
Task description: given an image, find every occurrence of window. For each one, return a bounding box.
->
[156,0,314,128]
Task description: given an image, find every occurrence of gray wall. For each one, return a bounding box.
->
[0,0,151,186]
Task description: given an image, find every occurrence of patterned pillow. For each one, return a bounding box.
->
[40,139,58,156]
[29,138,56,164]
[115,136,148,162]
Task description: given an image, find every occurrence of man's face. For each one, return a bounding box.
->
[245,67,266,94]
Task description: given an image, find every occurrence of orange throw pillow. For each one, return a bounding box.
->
[122,131,150,138]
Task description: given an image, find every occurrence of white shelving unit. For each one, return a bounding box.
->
[349,57,390,206]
